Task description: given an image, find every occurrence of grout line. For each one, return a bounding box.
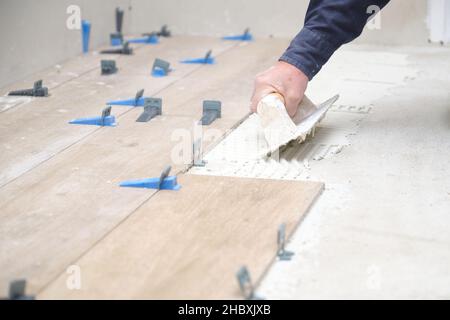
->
[182,112,251,175]
[0,41,240,191]
[0,42,148,114]
[253,183,325,298]
[35,187,160,297]
[34,41,243,296]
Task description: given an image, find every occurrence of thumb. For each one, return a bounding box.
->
[250,87,277,113]
[284,92,304,118]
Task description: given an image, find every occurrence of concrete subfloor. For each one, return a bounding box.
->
[191,44,450,299]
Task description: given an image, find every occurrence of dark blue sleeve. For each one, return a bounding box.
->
[280,0,390,80]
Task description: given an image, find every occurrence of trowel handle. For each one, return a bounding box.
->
[261,92,317,123]
[266,93,285,105]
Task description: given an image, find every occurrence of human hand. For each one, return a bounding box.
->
[250,61,308,117]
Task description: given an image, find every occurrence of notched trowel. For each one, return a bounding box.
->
[256,93,339,156]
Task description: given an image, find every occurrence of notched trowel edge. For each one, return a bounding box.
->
[257,93,339,157]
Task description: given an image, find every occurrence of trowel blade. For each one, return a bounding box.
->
[256,93,339,156]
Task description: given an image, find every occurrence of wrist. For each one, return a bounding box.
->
[278,56,311,81]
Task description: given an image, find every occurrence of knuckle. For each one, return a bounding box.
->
[254,75,264,85]
[287,90,302,102]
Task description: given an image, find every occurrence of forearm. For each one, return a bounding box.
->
[280,0,390,80]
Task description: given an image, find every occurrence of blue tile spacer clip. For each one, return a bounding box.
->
[101,60,118,75]
[119,166,181,191]
[106,89,146,107]
[8,80,48,97]
[69,106,116,127]
[277,223,295,261]
[110,33,123,46]
[3,279,35,300]
[151,58,171,77]
[156,25,171,37]
[128,33,159,44]
[110,7,124,46]
[101,41,132,55]
[222,28,253,41]
[200,100,221,125]
[81,20,91,53]
[136,97,162,122]
[115,7,124,33]
[192,138,206,167]
[180,50,214,64]
[236,266,264,300]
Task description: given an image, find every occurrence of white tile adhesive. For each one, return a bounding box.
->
[193,44,450,299]
[257,93,339,156]
[189,48,418,182]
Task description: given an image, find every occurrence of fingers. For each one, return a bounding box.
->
[284,90,304,117]
[250,86,276,113]
[250,61,309,117]
[250,71,280,113]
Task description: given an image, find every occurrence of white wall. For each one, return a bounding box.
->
[0,0,131,88]
[128,0,429,45]
[0,0,433,89]
[129,0,309,38]
[427,0,450,43]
